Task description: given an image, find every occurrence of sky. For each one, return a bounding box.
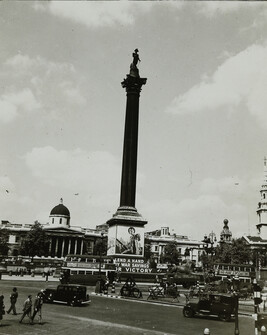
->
[1,1,267,242]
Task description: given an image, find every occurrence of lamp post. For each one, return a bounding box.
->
[253,279,263,335]
[232,275,240,335]
[202,232,217,282]
[98,232,104,276]
[95,231,105,294]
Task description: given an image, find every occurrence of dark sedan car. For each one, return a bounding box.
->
[43,284,90,306]
[183,293,236,321]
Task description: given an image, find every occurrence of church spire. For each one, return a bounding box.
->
[256,158,267,239]
[263,157,267,185]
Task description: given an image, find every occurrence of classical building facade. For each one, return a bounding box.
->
[145,227,203,266]
[0,199,108,258]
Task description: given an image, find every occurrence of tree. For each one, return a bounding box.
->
[19,221,49,259]
[144,238,152,262]
[93,237,107,256]
[0,228,9,256]
[214,238,253,264]
[161,241,181,265]
[144,238,157,269]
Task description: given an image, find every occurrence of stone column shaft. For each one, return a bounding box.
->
[119,75,147,208]
[81,239,84,255]
[55,238,59,256]
[74,239,78,255]
[61,238,65,258]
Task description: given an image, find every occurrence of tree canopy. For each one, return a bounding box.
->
[93,236,107,256]
[0,228,9,256]
[19,221,49,259]
[214,238,253,264]
[161,241,181,265]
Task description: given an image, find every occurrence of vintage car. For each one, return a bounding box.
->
[43,284,90,306]
[183,293,236,321]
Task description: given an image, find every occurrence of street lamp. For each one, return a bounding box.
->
[95,231,105,294]
[232,275,240,335]
[202,232,217,278]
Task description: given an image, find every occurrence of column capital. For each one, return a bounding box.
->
[121,75,147,94]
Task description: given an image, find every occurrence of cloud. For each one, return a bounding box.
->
[34,1,152,28]
[1,54,86,122]
[166,43,267,128]
[0,88,40,123]
[197,1,258,18]
[200,177,244,196]
[144,193,248,239]
[24,146,120,207]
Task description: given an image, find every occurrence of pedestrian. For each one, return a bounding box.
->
[31,292,44,324]
[7,287,18,315]
[19,295,32,323]
[0,295,5,326]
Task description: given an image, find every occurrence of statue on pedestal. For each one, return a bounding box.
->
[130,49,141,77]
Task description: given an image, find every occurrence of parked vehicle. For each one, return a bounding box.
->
[43,284,90,306]
[120,277,142,298]
[183,292,236,321]
[147,283,179,300]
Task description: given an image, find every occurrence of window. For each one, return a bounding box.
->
[52,218,54,224]
[154,245,159,252]
[78,270,85,275]
[60,218,62,224]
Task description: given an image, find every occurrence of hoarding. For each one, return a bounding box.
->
[107,225,144,257]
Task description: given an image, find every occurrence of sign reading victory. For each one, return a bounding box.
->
[114,257,152,273]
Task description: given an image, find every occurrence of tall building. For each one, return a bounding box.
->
[243,159,267,273]
[256,157,267,239]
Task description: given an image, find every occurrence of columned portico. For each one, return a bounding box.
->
[45,229,85,258]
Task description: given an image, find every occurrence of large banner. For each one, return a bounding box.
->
[107,225,144,257]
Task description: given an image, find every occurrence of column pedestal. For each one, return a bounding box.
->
[107,206,147,257]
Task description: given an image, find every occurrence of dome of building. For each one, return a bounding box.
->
[50,198,70,217]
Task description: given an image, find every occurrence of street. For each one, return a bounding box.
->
[0,280,254,335]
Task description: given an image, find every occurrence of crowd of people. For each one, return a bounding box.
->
[0,287,44,326]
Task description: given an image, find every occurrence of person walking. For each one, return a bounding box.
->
[7,287,18,315]
[31,292,44,324]
[19,295,32,323]
[0,295,5,326]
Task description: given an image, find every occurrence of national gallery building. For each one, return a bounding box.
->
[0,199,108,258]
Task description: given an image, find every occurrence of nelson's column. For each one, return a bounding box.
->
[107,49,147,258]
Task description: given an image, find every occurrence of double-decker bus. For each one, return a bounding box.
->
[60,254,116,285]
[1,256,64,276]
[213,263,256,283]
